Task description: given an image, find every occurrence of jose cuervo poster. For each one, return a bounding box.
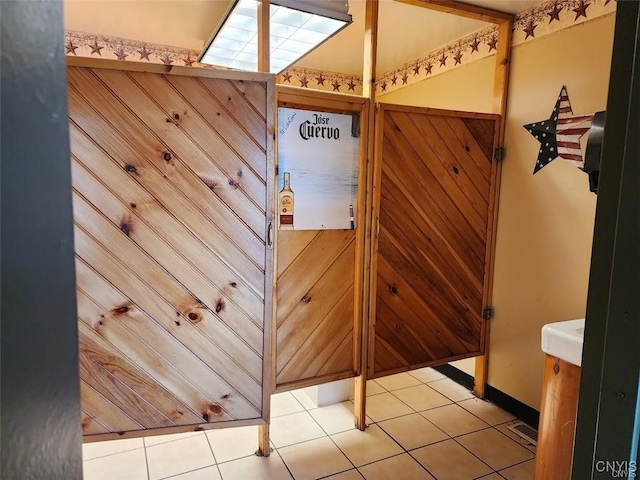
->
[277,107,359,230]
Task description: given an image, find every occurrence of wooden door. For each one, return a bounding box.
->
[68,59,274,440]
[369,104,499,378]
[274,88,368,391]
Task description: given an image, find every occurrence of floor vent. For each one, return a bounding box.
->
[506,421,538,446]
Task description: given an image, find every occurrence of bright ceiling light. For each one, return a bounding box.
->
[199,0,352,74]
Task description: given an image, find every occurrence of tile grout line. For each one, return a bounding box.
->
[274,371,527,479]
[160,465,219,480]
[373,377,526,478]
[374,414,445,478]
[371,423,444,479]
[348,386,447,479]
[142,432,203,450]
[495,450,537,474]
[279,400,361,477]
[278,394,366,479]
[271,448,297,480]
[143,438,151,480]
[202,426,223,480]
[82,444,146,463]
[87,370,530,480]
[450,424,535,476]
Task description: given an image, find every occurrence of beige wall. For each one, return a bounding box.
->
[380,15,615,409]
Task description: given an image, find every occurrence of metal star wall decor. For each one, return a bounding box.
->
[555,87,594,168]
[524,86,594,174]
[524,99,560,174]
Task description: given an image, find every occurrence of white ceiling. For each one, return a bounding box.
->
[64,0,546,75]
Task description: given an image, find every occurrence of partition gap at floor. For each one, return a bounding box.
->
[82,368,536,480]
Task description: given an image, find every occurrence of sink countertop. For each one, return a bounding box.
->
[541,318,585,367]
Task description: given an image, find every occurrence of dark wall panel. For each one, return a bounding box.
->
[1,1,83,479]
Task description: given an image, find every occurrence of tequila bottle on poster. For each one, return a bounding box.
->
[279,172,294,229]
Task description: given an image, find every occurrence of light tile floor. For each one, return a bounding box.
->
[82,368,536,480]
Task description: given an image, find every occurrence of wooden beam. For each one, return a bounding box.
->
[258,0,270,73]
[393,0,511,23]
[354,0,379,431]
[361,0,379,99]
[257,0,272,457]
[257,423,271,457]
[474,17,513,399]
[491,19,513,119]
[66,56,272,83]
[257,0,271,456]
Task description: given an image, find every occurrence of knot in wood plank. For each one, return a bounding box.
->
[119,215,133,237]
[112,305,130,315]
[215,299,224,314]
[124,164,138,175]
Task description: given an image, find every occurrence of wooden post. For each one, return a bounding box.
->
[258,0,270,73]
[474,17,513,399]
[535,355,581,480]
[354,0,379,431]
[257,423,271,457]
[257,0,272,456]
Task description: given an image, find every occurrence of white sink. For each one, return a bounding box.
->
[541,318,585,367]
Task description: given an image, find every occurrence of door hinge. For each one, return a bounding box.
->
[482,307,493,321]
[494,147,505,162]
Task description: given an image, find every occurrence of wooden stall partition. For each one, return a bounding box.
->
[368,104,500,378]
[274,86,369,392]
[67,58,276,442]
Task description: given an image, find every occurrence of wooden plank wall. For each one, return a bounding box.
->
[68,64,273,439]
[275,230,356,387]
[371,106,498,376]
